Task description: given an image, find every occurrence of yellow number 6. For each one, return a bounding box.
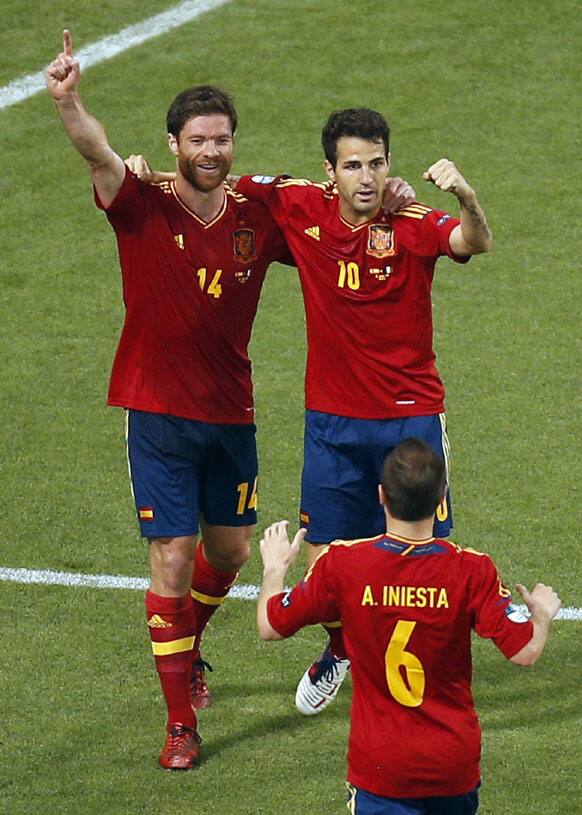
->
[385,620,425,707]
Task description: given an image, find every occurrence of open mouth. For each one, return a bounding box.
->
[197,164,221,174]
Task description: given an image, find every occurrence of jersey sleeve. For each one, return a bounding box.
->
[236,175,289,221]
[266,547,340,638]
[400,207,470,264]
[94,166,146,233]
[469,553,534,659]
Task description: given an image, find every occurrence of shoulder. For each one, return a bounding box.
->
[392,201,434,222]
[225,184,279,226]
[249,174,334,197]
[443,539,491,562]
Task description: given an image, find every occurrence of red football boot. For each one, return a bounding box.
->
[159,724,201,770]
[191,658,213,710]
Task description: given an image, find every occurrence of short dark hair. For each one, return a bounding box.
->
[321,108,390,167]
[166,85,238,138]
[381,438,446,522]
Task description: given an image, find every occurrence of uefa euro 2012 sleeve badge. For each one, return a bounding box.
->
[233,228,257,263]
[367,224,395,258]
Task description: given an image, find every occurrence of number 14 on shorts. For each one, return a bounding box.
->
[236,478,258,514]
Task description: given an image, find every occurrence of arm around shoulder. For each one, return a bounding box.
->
[510,583,561,667]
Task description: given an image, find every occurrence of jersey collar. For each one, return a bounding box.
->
[170,181,228,229]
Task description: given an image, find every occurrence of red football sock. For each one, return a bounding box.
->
[324,624,348,660]
[145,590,197,730]
[190,540,238,659]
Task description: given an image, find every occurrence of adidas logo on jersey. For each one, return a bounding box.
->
[304,225,320,240]
[147,615,173,629]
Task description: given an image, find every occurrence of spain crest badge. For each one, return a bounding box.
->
[367,224,395,258]
[233,228,257,263]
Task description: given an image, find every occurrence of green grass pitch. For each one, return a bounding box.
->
[1,1,580,813]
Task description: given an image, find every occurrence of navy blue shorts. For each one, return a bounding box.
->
[300,411,452,544]
[346,783,479,815]
[125,410,258,538]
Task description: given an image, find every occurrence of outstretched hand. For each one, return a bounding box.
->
[515,582,562,622]
[423,159,473,201]
[46,30,81,100]
[259,521,305,574]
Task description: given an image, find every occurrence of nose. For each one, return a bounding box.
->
[360,166,373,185]
[202,139,220,157]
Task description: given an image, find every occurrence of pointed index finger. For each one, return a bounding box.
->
[63,29,73,57]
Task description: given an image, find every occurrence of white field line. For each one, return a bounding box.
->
[1,566,580,621]
[0,0,230,110]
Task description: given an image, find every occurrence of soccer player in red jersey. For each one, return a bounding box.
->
[46,31,293,769]
[257,439,561,814]
[235,108,493,713]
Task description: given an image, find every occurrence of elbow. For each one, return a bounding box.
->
[469,234,493,255]
[510,646,540,668]
[481,234,493,253]
[257,616,283,641]
[511,655,535,667]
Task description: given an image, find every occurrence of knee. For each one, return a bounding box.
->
[150,537,195,596]
[210,540,251,572]
[203,528,252,573]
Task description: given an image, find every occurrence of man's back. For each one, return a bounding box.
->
[270,533,534,798]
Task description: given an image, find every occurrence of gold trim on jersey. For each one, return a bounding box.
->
[385,532,436,546]
[154,181,173,195]
[170,181,228,228]
[226,185,248,203]
[276,177,329,191]
[303,534,385,582]
[395,203,433,220]
[339,213,379,233]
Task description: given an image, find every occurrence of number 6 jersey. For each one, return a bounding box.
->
[266,534,533,798]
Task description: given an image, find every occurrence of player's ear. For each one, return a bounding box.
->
[168,132,179,157]
[386,151,391,174]
[324,159,335,183]
[378,484,386,506]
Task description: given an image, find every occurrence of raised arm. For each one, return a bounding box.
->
[257,521,305,640]
[510,582,561,667]
[423,159,492,256]
[46,30,125,207]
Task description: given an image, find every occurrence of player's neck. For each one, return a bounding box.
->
[174,175,226,223]
[338,199,382,226]
[385,515,435,542]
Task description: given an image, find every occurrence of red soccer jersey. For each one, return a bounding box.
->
[267,534,533,798]
[237,175,469,419]
[96,169,291,423]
